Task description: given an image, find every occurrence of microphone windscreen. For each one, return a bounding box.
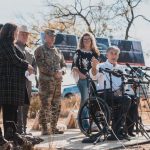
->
[126,63,130,67]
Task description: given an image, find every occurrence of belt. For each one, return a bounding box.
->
[113,89,122,96]
[39,71,55,78]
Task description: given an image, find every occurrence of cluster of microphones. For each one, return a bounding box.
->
[99,63,150,80]
[126,63,150,79]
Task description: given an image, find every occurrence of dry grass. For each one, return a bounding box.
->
[29,94,80,119]
[138,98,150,125]
[29,95,150,119]
[60,95,80,118]
[29,95,41,118]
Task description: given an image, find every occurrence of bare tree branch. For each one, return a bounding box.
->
[135,15,150,22]
[132,0,142,8]
[111,0,150,39]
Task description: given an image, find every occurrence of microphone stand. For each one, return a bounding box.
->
[119,73,130,140]
[108,72,114,109]
[126,63,150,127]
[93,80,108,145]
[130,76,150,139]
[108,71,116,137]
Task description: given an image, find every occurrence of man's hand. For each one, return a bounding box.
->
[55,70,63,79]
[28,64,34,75]
[91,57,99,68]
[61,67,66,75]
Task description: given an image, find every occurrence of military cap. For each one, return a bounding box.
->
[44,29,56,36]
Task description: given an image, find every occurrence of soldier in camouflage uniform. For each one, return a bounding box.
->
[34,29,66,135]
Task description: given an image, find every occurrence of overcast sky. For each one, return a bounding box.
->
[0,0,150,65]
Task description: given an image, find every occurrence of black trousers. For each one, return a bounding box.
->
[112,95,131,135]
[2,104,18,136]
[126,95,139,134]
[17,89,29,133]
[98,90,131,135]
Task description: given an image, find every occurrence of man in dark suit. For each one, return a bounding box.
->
[0,24,3,114]
[15,25,37,134]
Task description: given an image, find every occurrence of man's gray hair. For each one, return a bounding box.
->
[106,46,120,54]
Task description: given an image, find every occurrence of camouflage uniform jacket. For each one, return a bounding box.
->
[34,43,66,79]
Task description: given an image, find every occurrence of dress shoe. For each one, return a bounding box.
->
[23,135,44,145]
[128,132,136,137]
[82,136,100,143]
[21,132,32,136]
[120,134,131,141]
[52,128,64,134]
[14,133,25,145]
[4,121,17,141]
[107,134,124,141]
[41,129,51,136]
[0,128,13,150]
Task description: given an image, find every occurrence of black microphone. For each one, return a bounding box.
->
[137,68,150,78]
[139,67,150,71]
[104,68,122,77]
[114,69,123,74]
[99,67,104,73]
[99,67,111,73]
[105,68,114,74]
[145,67,150,71]
[126,63,135,72]
[126,63,131,68]
[99,67,123,77]
[112,69,123,77]
[105,68,111,71]
[126,63,150,78]
[125,68,130,73]
[136,68,145,77]
[126,63,139,75]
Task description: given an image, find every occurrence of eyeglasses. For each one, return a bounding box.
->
[109,51,119,55]
[20,32,29,36]
[83,38,91,41]
[47,35,56,38]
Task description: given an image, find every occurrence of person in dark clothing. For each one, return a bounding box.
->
[0,23,33,140]
[126,95,140,137]
[16,25,37,135]
[0,24,3,113]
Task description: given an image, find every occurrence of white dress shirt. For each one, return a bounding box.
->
[89,60,134,95]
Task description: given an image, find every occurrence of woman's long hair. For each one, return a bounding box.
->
[78,32,100,56]
[0,23,17,43]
